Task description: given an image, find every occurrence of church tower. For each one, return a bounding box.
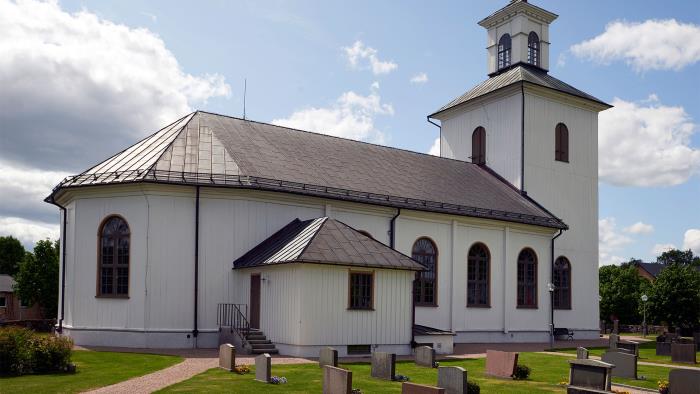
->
[429,0,610,337]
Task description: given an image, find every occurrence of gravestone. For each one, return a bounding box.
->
[485,350,518,378]
[567,359,614,392]
[255,353,272,383]
[371,352,396,380]
[693,332,700,351]
[608,334,619,349]
[613,320,619,334]
[669,368,700,394]
[600,320,606,335]
[657,337,673,356]
[617,341,639,356]
[322,365,352,394]
[319,347,338,368]
[437,366,467,394]
[671,343,697,364]
[577,347,589,360]
[601,350,637,379]
[415,346,436,368]
[218,343,235,371]
[401,382,445,394]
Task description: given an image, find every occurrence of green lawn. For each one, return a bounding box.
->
[558,340,699,367]
[0,350,183,394]
[159,353,672,393]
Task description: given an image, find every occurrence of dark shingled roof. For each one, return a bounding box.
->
[48,111,566,229]
[431,64,611,118]
[233,217,426,271]
[413,324,455,336]
[634,261,700,278]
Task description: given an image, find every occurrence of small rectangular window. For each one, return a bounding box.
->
[347,345,371,355]
[349,272,373,310]
[0,296,6,307]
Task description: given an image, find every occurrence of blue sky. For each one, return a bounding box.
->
[0,0,698,263]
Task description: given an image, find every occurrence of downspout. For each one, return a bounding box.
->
[520,82,526,193]
[389,208,401,249]
[549,229,564,349]
[389,208,416,348]
[193,186,200,344]
[49,198,67,333]
[427,116,441,156]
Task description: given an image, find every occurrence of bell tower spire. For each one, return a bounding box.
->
[478,0,558,75]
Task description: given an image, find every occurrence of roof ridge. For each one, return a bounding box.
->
[295,217,328,261]
[145,112,198,173]
[196,110,477,167]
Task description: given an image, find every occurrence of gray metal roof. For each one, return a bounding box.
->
[48,111,566,229]
[0,275,16,292]
[233,217,426,271]
[431,64,611,117]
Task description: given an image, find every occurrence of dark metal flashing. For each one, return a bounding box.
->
[47,170,567,230]
[47,197,67,333]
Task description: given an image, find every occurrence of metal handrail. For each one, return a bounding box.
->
[217,303,250,339]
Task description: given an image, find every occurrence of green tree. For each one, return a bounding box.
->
[647,263,700,329]
[599,263,644,323]
[13,239,60,318]
[0,236,26,275]
[656,249,700,267]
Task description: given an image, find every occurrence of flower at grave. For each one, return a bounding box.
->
[351,390,363,394]
[433,361,440,367]
[233,364,250,374]
[657,379,669,394]
[271,376,287,384]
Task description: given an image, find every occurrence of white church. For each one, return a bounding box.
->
[47,0,610,356]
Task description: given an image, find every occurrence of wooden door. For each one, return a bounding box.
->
[250,274,261,329]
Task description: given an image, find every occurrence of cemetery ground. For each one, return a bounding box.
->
[0,350,182,394]
[557,340,700,366]
[158,352,675,393]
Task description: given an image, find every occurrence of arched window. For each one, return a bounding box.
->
[472,127,486,165]
[467,243,490,307]
[498,34,512,70]
[553,257,571,309]
[555,123,569,162]
[412,238,437,306]
[98,216,130,297]
[517,248,537,308]
[528,32,540,66]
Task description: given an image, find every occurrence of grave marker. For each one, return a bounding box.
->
[255,353,271,383]
[567,359,614,392]
[669,368,700,394]
[671,343,697,364]
[415,346,436,368]
[437,366,467,394]
[322,365,352,394]
[319,347,338,368]
[371,352,396,380]
[401,382,445,394]
[601,350,637,379]
[218,343,235,371]
[485,350,518,378]
[576,347,589,360]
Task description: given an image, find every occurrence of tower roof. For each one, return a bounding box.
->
[479,0,558,28]
[47,111,567,229]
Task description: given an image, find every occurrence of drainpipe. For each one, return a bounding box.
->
[427,116,441,156]
[389,208,401,249]
[193,186,200,343]
[48,198,67,333]
[549,229,564,349]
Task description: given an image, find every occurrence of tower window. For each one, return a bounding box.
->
[412,237,438,306]
[555,123,569,162]
[498,34,512,70]
[528,32,540,66]
[472,127,486,165]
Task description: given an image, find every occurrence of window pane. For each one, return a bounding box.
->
[101,267,113,294]
[350,273,372,309]
[117,267,129,295]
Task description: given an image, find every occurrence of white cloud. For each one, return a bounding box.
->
[652,243,677,256]
[0,0,231,171]
[0,217,59,248]
[624,222,654,235]
[571,19,700,71]
[599,96,700,187]
[683,229,700,255]
[272,84,393,143]
[343,41,398,75]
[410,72,428,84]
[428,137,440,156]
[0,0,231,247]
[599,217,633,265]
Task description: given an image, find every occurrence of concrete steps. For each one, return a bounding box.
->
[245,329,279,355]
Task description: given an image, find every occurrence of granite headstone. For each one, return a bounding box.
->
[601,350,637,379]
[567,359,614,391]
[485,350,518,378]
[671,343,697,364]
[401,382,446,394]
[322,365,352,394]
[371,352,396,380]
[319,347,339,368]
[669,368,700,394]
[577,347,589,360]
[437,366,467,394]
[218,343,235,371]
[255,353,272,383]
[415,346,436,368]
